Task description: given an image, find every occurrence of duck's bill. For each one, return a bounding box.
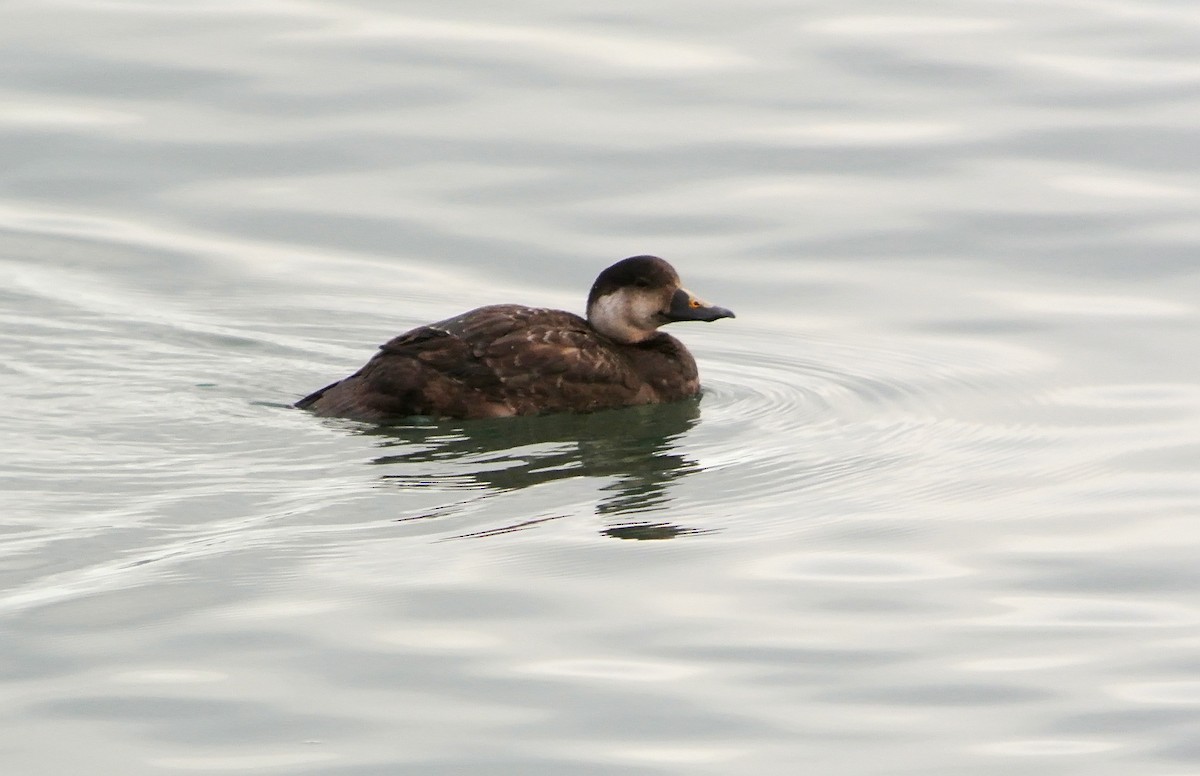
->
[668,288,736,322]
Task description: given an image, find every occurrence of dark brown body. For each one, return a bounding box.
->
[296,304,701,422]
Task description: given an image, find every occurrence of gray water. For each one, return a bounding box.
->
[3,1,1200,773]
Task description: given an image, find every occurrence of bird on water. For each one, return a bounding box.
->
[295,255,734,421]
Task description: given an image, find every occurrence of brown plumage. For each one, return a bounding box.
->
[296,255,734,421]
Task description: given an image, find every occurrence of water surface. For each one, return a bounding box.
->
[2,1,1200,774]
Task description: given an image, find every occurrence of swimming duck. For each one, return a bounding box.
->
[295,255,734,421]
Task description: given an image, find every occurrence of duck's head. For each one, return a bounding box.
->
[585,255,735,344]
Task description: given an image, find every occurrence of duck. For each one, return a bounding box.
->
[295,255,734,421]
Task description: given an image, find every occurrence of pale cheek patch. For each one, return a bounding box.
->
[590,294,623,326]
[590,291,663,343]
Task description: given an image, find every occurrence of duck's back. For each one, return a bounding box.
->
[296,304,697,421]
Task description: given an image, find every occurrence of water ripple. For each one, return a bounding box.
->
[750,551,970,583]
[982,596,1199,629]
[685,325,1065,522]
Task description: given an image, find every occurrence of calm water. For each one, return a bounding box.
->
[3,1,1200,773]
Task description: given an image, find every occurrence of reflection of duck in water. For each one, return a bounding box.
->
[296,256,734,421]
[372,399,700,511]
[369,399,710,537]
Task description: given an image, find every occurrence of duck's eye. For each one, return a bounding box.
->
[689,298,701,309]
[634,278,652,288]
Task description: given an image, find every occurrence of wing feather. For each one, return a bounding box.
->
[299,304,664,420]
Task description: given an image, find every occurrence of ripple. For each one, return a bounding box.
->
[0,101,141,128]
[959,655,1090,673]
[750,551,970,583]
[148,752,338,771]
[110,669,227,685]
[601,745,744,765]
[689,326,1061,516]
[755,120,966,147]
[993,291,1193,318]
[376,627,502,652]
[1049,383,1200,410]
[1023,52,1200,85]
[283,10,749,73]
[1049,173,1194,200]
[976,738,1120,756]
[807,15,1007,36]
[981,596,1199,629]
[1111,681,1200,706]
[515,658,701,683]
[701,326,1050,428]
